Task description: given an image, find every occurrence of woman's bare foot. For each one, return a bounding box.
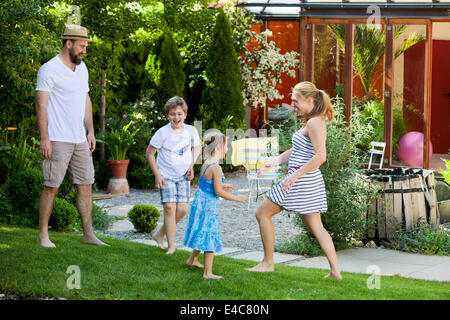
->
[246,261,274,272]
[203,273,223,279]
[186,257,204,269]
[37,235,56,248]
[324,270,343,280]
[166,247,176,255]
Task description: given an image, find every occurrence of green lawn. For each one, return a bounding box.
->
[0,224,448,300]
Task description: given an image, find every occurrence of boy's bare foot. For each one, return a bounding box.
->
[166,248,176,255]
[37,235,56,248]
[152,230,166,251]
[83,235,109,246]
[324,270,343,280]
[203,274,223,279]
[186,258,204,269]
[246,261,274,272]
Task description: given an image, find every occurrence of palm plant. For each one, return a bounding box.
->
[328,24,424,101]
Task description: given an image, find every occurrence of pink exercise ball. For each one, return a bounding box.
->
[397,131,433,167]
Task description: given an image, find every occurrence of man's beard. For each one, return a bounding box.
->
[69,48,82,65]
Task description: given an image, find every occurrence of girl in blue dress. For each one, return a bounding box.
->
[184,132,248,279]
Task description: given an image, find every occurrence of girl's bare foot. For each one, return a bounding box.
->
[186,258,204,269]
[203,273,223,279]
[324,270,343,280]
[246,261,274,272]
[166,248,176,255]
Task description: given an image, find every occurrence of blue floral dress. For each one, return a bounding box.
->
[184,163,224,253]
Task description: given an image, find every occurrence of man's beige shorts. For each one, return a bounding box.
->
[41,141,95,188]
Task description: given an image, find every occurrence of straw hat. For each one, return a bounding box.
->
[60,25,91,42]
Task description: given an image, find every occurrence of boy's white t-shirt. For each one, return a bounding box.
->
[150,123,200,179]
[36,54,89,143]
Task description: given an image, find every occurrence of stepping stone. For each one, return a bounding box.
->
[106,205,134,217]
[108,219,135,232]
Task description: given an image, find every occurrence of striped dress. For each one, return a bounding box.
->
[266,129,328,214]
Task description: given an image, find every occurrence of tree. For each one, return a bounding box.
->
[145,31,185,113]
[204,8,244,129]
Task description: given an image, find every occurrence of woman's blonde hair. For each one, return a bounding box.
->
[292,81,334,125]
[202,131,226,159]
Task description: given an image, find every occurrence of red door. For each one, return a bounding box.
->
[431,40,450,154]
[403,40,450,154]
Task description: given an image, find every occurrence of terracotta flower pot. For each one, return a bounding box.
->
[107,160,130,178]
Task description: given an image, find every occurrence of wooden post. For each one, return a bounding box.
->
[384,24,394,168]
[306,23,315,82]
[423,21,433,169]
[100,73,106,161]
[343,23,354,126]
[299,16,308,82]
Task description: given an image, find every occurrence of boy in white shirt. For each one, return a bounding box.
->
[146,97,201,254]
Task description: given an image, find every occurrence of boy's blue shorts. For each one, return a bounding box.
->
[160,174,190,203]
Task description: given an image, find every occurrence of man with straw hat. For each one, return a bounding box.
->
[35,25,108,247]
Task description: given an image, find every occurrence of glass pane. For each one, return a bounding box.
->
[392,24,427,168]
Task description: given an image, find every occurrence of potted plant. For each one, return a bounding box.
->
[96,121,140,194]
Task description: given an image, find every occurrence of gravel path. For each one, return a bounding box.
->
[94,168,301,251]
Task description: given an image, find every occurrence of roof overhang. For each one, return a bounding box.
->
[235,1,450,20]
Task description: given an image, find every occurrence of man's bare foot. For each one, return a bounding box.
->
[203,273,223,279]
[38,235,56,248]
[152,230,166,251]
[186,258,204,269]
[166,248,176,255]
[83,235,109,246]
[245,261,274,272]
[324,270,343,280]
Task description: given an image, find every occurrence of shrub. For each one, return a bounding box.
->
[49,198,78,232]
[384,219,450,256]
[128,204,160,233]
[4,168,43,227]
[0,188,13,224]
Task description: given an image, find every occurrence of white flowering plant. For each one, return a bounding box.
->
[227,6,300,110]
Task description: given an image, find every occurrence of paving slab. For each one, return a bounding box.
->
[377,251,450,267]
[231,251,302,264]
[337,248,397,261]
[404,262,450,282]
[217,247,247,256]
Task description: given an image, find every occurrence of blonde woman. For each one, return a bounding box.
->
[247,82,342,280]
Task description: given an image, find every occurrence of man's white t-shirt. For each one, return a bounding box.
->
[36,54,89,143]
[150,123,200,179]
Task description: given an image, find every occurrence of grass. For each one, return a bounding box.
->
[0,223,448,300]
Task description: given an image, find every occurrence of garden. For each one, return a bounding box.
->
[0,0,449,300]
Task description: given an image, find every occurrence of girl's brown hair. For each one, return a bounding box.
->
[202,131,226,159]
[292,81,334,125]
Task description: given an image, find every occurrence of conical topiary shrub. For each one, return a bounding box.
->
[204,9,244,129]
[145,31,185,114]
